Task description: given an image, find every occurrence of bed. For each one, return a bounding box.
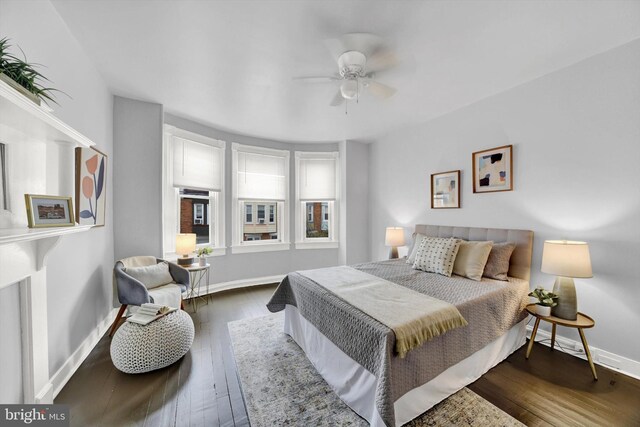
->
[267,225,533,426]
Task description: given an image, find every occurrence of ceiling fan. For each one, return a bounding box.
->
[294,33,399,108]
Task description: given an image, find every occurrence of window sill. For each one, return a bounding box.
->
[231,242,291,254]
[295,241,339,250]
[164,247,226,261]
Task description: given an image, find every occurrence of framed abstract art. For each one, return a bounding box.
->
[75,146,107,226]
[472,145,513,193]
[431,170,460,209]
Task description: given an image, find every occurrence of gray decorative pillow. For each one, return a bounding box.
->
[412,237,462,277]
[482,242,517,281]
[124,261,174,289]
[406,233,427,264]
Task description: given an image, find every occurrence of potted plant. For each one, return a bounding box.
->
[196,247,213,266]
[0,37,64,106]
[528,287,558,316]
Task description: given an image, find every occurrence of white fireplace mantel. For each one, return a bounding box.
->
[0,77,96,404]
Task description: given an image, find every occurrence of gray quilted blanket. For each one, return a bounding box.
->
[267,259,529,426]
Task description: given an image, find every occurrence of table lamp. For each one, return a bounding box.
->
[385,227,405,259]
[176,233,197,266]
[541,240,592,320]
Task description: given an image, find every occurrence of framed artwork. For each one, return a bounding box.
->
[472,144,513,193]
[431,170,460,209]
[24,194,75,228]
[75,146,107,226]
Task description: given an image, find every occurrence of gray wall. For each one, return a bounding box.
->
[113,97,164,260]
[339,140,370,265]
[368,39,640,363]
[0,0,115,379]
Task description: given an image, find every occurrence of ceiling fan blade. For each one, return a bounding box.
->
[330,90,345,106]
[365,80,396,99]
[293,76,339,83]
[324,37,347,61]
[366,49,400,73]
[341,33,384,57]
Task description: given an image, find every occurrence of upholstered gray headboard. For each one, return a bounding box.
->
[414,225,534,282]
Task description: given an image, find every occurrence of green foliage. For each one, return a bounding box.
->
[528,287,558,307]
[0,37,66,105]
[197,246,213,257]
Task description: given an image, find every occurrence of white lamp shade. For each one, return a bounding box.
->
[176,233,196,256]
[385,227,405,247]
[541,240,593,278]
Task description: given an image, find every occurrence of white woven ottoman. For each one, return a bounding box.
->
[110,310,195,374]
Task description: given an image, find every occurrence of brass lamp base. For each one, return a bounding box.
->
[177,256,194,266]
[551,276,577,320]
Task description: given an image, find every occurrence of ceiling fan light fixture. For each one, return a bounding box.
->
[340,79,359,99]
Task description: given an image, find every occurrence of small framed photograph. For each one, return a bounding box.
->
[431,170,460,209]
[472,145,513,193]
[24,194,75,228]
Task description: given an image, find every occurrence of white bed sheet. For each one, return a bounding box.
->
[284,304,526,426]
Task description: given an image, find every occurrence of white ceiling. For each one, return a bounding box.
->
[51,0,640,143]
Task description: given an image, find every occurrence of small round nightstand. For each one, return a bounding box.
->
[525,303,597,380]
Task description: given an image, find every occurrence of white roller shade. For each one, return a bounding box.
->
[237,150,287,200]
[172,136,223,192]
[298,157,337,201]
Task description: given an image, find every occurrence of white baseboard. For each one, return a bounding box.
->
[50,307,118,399]
[197,274,285,296]
[526,325,640,380]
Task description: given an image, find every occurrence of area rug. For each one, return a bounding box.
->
[229,313,523,427]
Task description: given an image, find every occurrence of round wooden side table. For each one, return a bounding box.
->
[525,303,597,380]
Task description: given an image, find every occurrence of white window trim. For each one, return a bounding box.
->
[162,125,226,258]
[231,143,290,254]
[294,151,340,250]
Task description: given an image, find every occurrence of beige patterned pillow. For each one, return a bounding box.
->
[483,242,516,281]
[412,237,462,277]
[452,241,494,281]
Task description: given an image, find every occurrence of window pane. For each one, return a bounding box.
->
[179,190,211,244]
[245,204,253,223]
[243,201,279,241]
[305,202,329,238]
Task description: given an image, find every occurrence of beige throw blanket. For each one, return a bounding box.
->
[299,266,468,358]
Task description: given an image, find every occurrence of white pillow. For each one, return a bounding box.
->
[452,241,494,281]
[124,261,174,289]
[412,237,462,277]
[406,233,427,264]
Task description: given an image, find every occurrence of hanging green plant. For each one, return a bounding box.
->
[0,37,66,106]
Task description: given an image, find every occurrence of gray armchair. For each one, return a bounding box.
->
[109,256,190,336]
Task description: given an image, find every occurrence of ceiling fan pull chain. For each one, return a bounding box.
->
[357,78,359,104]
[345,100,348,115]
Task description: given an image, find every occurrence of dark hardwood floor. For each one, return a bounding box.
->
[56,284,640,426]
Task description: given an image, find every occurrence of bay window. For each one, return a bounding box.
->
[295,151,339,249]
[232,143,290,253]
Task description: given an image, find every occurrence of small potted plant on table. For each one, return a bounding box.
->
[528,287,558,316]
[196,247,212,266]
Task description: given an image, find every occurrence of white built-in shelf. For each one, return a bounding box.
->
[0,78,94,147]
[0,225,93,245]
